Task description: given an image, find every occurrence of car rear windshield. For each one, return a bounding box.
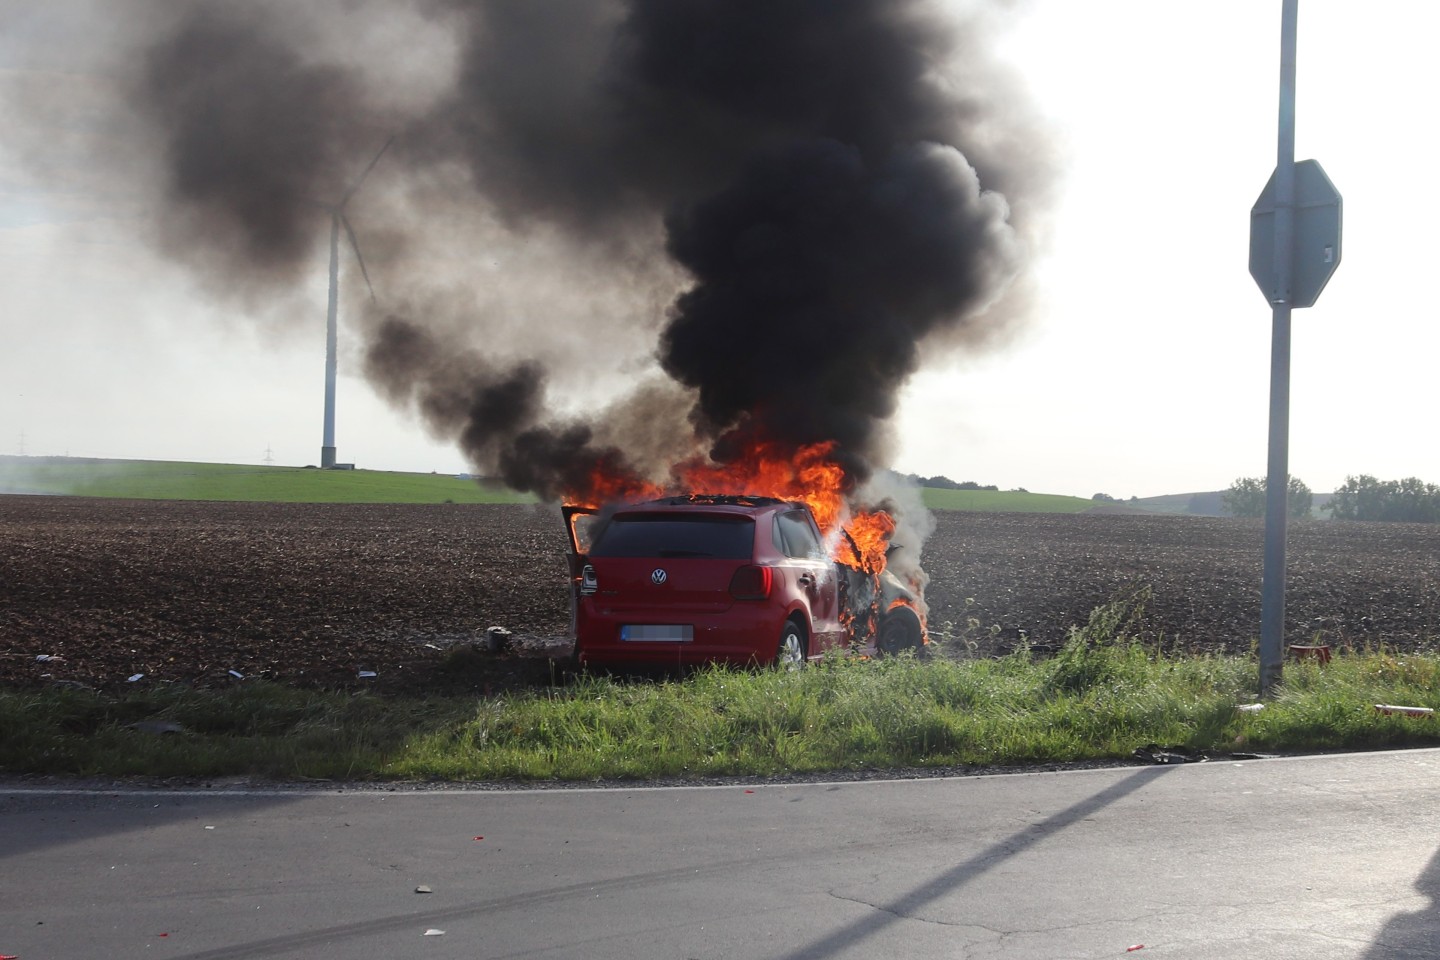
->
[589,513,755,560]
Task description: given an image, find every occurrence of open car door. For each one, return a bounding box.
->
[561,506,599,642]
[562,505,600,559]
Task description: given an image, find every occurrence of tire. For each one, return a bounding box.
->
[877,606,924,657]
[774,619,808,670]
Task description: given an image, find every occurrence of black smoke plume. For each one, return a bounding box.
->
[661,137,1021,479]
[37,0,1050,499]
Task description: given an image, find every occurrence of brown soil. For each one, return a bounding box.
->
[2,497,1437,694]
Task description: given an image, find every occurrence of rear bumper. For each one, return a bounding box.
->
[575,602,786,667]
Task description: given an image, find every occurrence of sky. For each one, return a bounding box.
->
[0,1,1435,499]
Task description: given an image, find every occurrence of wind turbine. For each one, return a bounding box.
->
[319,136,393,469]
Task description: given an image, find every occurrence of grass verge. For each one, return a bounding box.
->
[4,596,1439,782]
[0,457,533,504]
[919,487,1095,513]
[3,457,1098,511]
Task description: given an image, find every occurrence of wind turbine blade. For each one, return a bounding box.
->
[338,135,395,209]
[341,214,376,303]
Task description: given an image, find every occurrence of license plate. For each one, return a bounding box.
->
[621,625,693,642]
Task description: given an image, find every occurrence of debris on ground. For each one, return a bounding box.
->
[1374,704,1434,717]
[1132,744,1207,765]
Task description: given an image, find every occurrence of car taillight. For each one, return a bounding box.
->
[579,563,598,596]
[729,565,773,601]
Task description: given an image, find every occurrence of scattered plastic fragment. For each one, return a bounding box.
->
[424,929,446,937]
[1133,744,1207,765]
[1,953,19,959]
[157,933,169,938]
[228,670,245,679]
[415,885,432,894]
[127,673,145,682]
[204,825,216,830]
[744,790,754,794]
[1375,704,1434,717]
[472,836,484,841]
[35,654,63,662]
[358,670,378,679]
[1236,703,1265,713]
[1126,946,1145,953]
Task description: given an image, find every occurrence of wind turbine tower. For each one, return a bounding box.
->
[320,137,393,469]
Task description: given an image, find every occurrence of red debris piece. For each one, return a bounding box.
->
[157,933,169,938]
[744,790,754,794]
[1126,946,1145,953]
[1288,644,1331,664]
[1,953,19,959]
[473,836,484,841]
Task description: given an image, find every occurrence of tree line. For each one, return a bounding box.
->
[902,475,1000,492]
[1326,475,1440,523]
[1224,474,1440,522]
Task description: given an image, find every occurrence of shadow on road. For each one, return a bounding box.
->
[1362,843,1440,960]
[780,766,1174,960]
[0,789,305,862]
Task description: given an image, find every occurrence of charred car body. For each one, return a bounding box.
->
[563,495,924,668]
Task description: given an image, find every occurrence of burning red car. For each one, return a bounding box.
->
[564,495,924,668]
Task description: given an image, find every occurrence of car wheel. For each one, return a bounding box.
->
[775,620,807,670]
[877,606,924,657]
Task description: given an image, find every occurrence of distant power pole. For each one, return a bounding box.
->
[263,443,275,466]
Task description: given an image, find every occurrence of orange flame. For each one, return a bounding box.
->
[563,438,894,576]
[887,596,929,644]
[576,465,664,508]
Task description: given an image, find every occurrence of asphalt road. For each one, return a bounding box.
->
[4,749,1439,959]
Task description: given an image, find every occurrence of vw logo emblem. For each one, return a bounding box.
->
[650,568,668,585]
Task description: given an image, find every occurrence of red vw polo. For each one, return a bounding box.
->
[564,495,849,668]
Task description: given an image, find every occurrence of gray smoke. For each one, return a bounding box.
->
[8,0,1051,501]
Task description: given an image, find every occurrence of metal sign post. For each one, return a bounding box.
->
[1247,0,1342,696]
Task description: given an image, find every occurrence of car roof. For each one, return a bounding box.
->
[613,495,804,516]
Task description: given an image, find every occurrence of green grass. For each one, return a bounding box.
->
[0,457,533,504]
[6,595,1438,782]
[3,456,1098,511]
[920,487,1096,513]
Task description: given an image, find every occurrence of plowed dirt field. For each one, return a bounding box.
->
[2,496,1437,694]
